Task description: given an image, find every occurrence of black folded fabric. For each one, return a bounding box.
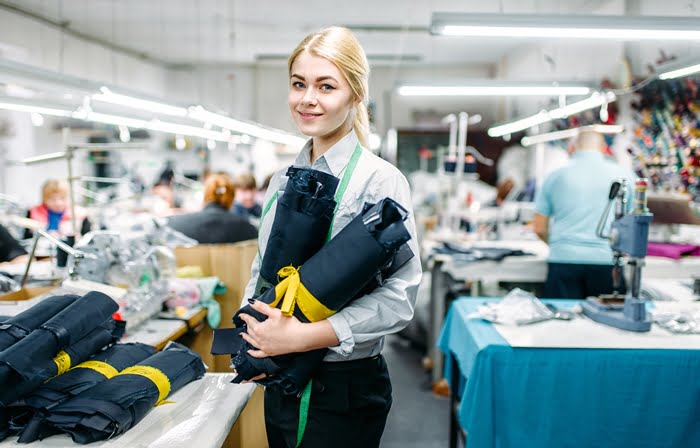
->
[432,242,531,262]
[213,198,413,395]
[0,295,80,352]
[0,407,7,442]
[0,291,119,406]
[13,343,155,443]
[39,342,205,444]
[256,167,339,296]
[0,318,123,407]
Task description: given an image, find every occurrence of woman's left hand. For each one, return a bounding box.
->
[238,300,305,358]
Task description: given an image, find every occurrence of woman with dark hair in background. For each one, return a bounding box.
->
[167,174,257,244]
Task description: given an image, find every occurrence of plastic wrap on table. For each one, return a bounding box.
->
[0,292,119,406]
[12,343,156,443]
[39,342,205,444]
[214,198,413,395]
[256,167,339,296]
[0,295,79,352]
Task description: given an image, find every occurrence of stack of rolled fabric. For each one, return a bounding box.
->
[254,166,340,296]
[0,291,122,407]
[212,166,340,387]
[213,197,413,396]
[35,342,205,444]
[0,295,80,352]
[9,343,156,443]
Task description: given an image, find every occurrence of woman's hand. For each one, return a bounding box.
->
[238,300,305,358]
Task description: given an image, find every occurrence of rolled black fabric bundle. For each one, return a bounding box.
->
[256,167,339,296]
[39,342,205,444]
[0,291,119,406]
[214,198,413,395]
[0,295,80,352]
[0,407,7,442]
[0,318,123,407]
[12,343,156,443]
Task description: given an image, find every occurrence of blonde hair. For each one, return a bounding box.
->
[203,174,236,210]
[288,26,370,148]
[41,179,69,202]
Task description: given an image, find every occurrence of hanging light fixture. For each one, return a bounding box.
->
[431,13,700,41]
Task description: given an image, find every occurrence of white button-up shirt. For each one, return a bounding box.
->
[243,129,422,362]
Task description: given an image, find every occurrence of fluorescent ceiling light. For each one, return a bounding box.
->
[0,99,72,117]
[397,85,590,96]
[92,87,188,117]
[74,111,148,128]
[659,63,700,80]
[521,124,623,147]
[189,106,306,147]
[488,91,616,137]
[431,13,700,40]
[147,120,230,142]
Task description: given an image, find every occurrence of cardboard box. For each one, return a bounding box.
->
[0,286,56,302]
[174,240,258,372]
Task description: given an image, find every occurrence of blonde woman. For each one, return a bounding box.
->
[28,179,89,238]
[238,27,422,447]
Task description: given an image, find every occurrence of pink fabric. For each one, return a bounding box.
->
[647,242,700,260]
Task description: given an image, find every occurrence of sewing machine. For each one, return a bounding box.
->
[581,179,654,332]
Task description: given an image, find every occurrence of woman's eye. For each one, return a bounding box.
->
[320,84,335,91]
[292,81,305,88]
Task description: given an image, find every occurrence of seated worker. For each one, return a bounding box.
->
[231,173,262,220]
[533,129,636,299]
[167,174,258,244]
[27,179,90,239]
[0,223,27,264]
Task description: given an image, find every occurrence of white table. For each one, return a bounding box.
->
[0,374,255,448]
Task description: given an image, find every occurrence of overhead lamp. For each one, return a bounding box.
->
[521,124,623,147]
[92,87,188,117]
[431,13,700,40]
[147,120,230,142]
[396,81,590,97]
[74,111,148,128]
[488,91,616,137]
[189,106,306,147]
[0,98,73,117]
[659,62,700,80]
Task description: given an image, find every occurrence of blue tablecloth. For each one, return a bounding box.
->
[438,298,700,448]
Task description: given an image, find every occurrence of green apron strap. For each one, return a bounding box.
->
[256,190,279,266]
[326,143,363,242]
[295,380,313,447]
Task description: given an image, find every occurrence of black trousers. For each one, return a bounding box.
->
[264,355,392,448]
[544,262,626,300]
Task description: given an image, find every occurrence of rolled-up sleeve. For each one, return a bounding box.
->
[326,171,423,357]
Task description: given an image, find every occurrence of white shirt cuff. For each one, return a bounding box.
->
[327,312,355,357]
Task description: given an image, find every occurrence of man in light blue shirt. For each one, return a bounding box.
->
[534,130,636,299]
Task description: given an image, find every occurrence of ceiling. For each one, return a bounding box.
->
[0,0,612,67]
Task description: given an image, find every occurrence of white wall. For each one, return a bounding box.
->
[0,7,173,205]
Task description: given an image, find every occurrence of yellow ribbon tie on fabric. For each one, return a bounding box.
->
[71,360,119,379]
[269,266,335,322]
[53,351,72,376]
[119,365,171,405]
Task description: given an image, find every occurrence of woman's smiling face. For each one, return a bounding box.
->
[288,50,356,143]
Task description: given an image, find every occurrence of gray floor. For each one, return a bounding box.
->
[381,336,449,448]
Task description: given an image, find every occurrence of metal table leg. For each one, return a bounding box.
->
[449,352,463,448]
[430,259,448,384]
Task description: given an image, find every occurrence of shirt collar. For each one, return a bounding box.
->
[572,149,604,160]
[294,129,359,177]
